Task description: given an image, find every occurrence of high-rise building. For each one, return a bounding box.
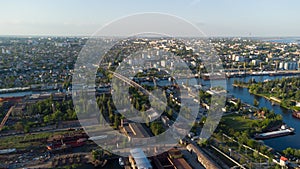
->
[279,62,284,69]
[161,60,166,67]
[284,62,298,70]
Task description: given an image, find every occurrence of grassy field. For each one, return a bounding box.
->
[221,114,258,132]
[0,131,70,150]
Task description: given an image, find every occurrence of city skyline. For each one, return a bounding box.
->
[1,0,300,37]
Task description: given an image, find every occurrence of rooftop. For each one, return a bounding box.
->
[130,148,152,169]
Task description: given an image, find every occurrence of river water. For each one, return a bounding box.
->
[156,75,300,151]
[201,75,300,151]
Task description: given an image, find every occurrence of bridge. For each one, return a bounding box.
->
[108,70,168,107]
[0,106,15,130]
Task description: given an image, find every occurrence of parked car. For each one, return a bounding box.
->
[119,157,125,166]
[188,132,195,138]
[191,136,199,141]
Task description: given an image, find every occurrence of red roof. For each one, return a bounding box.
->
[280,156,288,161]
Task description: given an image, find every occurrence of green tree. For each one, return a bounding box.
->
[43,115,51,123]
[14,122,24,131]
[167,109,173,118]
[114,114,120,129]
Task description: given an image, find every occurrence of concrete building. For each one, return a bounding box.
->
[279,62,284,69]
[290,62,297,70]
[265,57,271,62]
[186,144,221,169]
[284,62,289,70]
[231,54,236,61]
[161,115,171,127]
[251,59,261,66]
[235,56,245,62]
[280,156,288,167]
[284,62,298,70]
[161,60,166,67]
[129,148,152,169]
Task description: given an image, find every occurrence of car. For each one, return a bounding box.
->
[191,136,199,141]
[179,138,189,145]
[188,132,195,138]
[119,157,125,166]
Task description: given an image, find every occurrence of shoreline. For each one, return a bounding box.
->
[233,84,299,112]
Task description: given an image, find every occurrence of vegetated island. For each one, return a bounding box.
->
[233,77,300,111]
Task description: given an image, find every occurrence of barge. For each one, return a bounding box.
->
[254,125,295,140]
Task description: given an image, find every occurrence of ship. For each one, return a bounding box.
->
[254,125,295,140]
[292,111,300,119]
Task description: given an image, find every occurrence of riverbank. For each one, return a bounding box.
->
[204,74,300,151]
[232,83,300,112]
[232,83,249,88]
[226,70,300,78]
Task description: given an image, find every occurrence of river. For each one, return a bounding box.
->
[157,74,300,151]
[261,37,300,44]
[202,75,300,151]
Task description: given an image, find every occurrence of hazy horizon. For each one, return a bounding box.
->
[1,0,300,37]
[1,35,300,38]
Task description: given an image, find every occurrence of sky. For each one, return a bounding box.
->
[0,0,300,37]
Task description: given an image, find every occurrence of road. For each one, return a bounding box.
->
[210,145,246,169]
[0,106,15,130]
[222,133,271,160]
[180,148,205,169]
